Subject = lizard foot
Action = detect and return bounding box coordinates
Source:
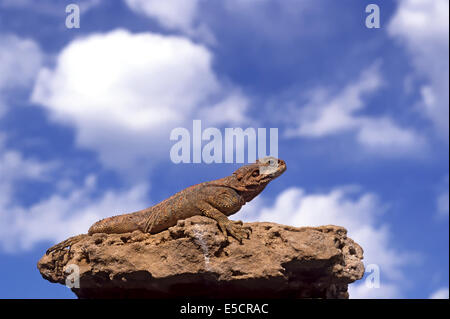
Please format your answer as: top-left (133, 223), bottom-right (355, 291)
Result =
top-left (232, 220), bottom-right (252, 233)
top-left (217, 219), bottom-right (251, 244)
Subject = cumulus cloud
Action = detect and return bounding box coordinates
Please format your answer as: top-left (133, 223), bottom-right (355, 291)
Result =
top-left (234, 186), bottom-right (414, 298)
top-left (285, 64), bottom-right (424, 154)
top-left (389, 0), bottom-right (449, 138)
top-left (31, 29), bottom-right (249, 174)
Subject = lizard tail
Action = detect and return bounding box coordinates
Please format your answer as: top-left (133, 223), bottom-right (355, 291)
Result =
top-left (46, 234), bottom-right (87, 255)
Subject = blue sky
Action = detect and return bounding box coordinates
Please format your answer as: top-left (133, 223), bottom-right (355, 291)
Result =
top-left (0, 0), bottom-right (448, 299)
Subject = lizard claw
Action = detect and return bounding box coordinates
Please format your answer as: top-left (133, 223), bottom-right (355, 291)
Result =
top-left (233, 220), bottom-right (252, 238)
top-left (218, 220), bottom-right (251, 243)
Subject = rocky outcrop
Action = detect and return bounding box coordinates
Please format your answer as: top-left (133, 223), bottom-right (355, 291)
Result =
top-left (37, 216), bottom-right (364, 298)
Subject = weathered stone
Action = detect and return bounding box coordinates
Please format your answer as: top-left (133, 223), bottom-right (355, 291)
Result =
top-left (37, 216), bottom-right (364, 298)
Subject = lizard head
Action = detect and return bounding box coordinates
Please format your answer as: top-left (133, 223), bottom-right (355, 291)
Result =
top-left (231, 156), bottom-right (286, 202)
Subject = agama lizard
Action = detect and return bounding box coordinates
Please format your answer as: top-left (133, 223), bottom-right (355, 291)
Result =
top-left (46, 157), bottom-right (286, 255)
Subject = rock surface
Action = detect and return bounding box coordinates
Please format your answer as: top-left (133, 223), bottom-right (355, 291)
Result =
top-left (37, 216), bottom-right (364, 298)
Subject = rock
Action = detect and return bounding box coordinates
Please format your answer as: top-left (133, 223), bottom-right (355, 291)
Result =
top-left (37, 216), bottom-right (364, 299)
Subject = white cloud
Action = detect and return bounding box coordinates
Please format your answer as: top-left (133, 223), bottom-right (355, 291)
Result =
top-left (0, 116), bottom-right (148, 252)
top-left (0, 133), bottom-right (53, 185)
top-left (124, 0), bottom-right (214, 43)
top-left (200, 91), bottom-right (250, 125)
top-left (234, 186), bottom-right (414, 298)
top-left (123, 0), bottom-right (312, 44)
top-left (429, 287), bottom-right (449, 299)
top-left (288, 64), bottom-right (382, 137)
top-left (0, 105), bottom-right (147, 252)
top-left (0, 146), bottom-right (54, 209)
top-left (125, 0), bottom-right (199, 31)
top-left (389, 0), bottom-right (449, 138)
top-left (0, 142), bottom-right (63, 252)
top-left (0, 34), bottom-right (43, 118)
top-left (356, 117), bottom-right (423, 152)
top-left (0, 149), bottom-right (53, 183)
top-left (0, 34), bottom-right (43, 91)
top-left (285, 64), bottom-right (424, 154)
top-left (31, 29), bottom-right (248, 174)
top-left (0, 168), bottom-right (149, 252)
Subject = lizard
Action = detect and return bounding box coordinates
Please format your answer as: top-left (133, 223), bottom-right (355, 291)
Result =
top-left (46, 157), bottom-right (286, 255)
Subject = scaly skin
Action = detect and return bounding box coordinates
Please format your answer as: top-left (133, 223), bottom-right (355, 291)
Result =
top-left (46, 157), bottom-right (286, 255)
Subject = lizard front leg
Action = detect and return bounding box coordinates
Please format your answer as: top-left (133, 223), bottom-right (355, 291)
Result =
top-left (197, 201), bottom-right (250, 243)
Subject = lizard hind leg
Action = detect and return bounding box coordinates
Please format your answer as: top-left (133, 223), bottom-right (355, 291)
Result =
top-left (46, 234), bottom-right (87, 255)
